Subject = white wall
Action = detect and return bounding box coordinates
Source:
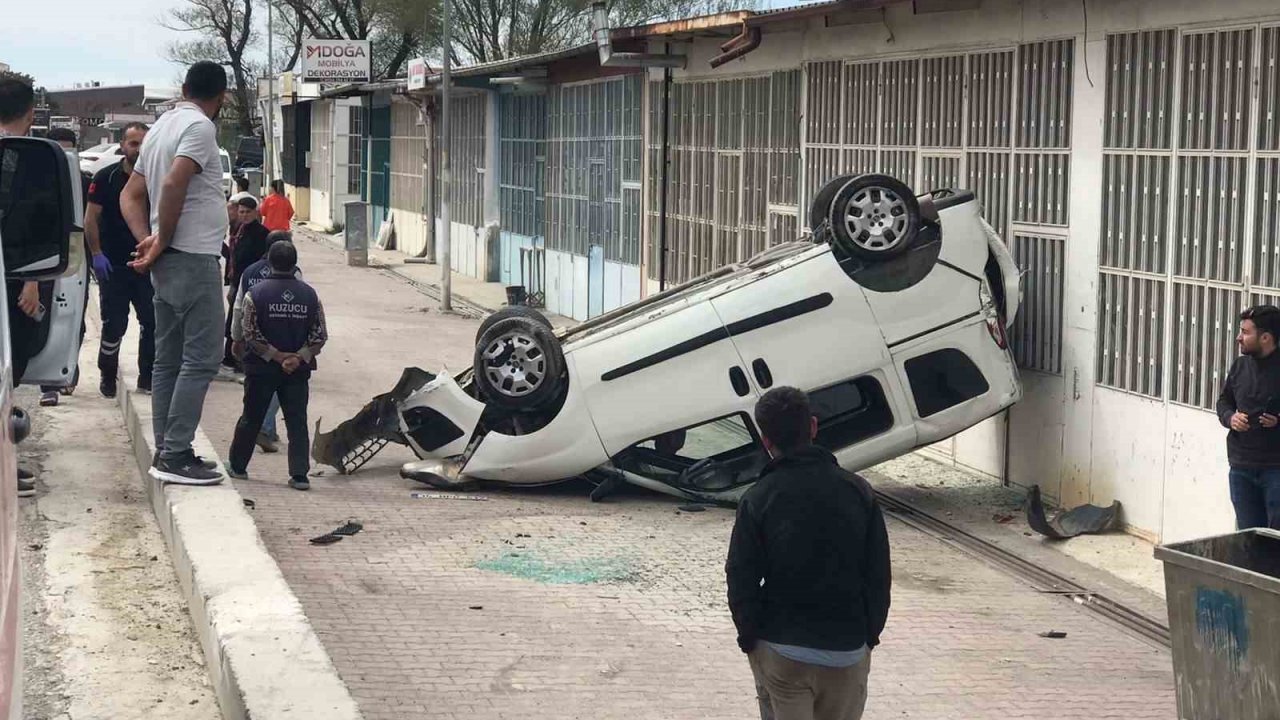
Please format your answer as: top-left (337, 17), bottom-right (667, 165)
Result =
top-left (660, 0), bottom-right (1280, 542)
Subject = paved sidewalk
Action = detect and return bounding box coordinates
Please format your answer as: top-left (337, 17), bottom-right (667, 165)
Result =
top-left (122, 231), bottom-right (1176, 719)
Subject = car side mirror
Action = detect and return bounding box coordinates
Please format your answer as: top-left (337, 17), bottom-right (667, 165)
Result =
top-left (0, 136), bottom-right (74, 281)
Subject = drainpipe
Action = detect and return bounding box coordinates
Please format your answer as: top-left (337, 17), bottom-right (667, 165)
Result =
top-left (592, 2), bottom-right (685, 68)
top-left (709, 21), bottom-right (761, 68)
top-left (659, 49), bottom-right (671, 292)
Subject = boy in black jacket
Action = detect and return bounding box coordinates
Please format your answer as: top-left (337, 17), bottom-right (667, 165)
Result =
top-left (726, 386), bottom-right (891, 720)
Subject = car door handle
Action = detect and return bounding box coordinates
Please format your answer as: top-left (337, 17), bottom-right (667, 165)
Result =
top-left (752, 359), bottom-right (773, 389)
top-left (729, 367), bottom-right (750, 397)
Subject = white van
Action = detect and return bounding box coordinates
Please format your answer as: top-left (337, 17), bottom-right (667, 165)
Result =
top-left (316, 174), bottom-right (1023, 504)
top-left (0, 135), bottom-right (89, 718)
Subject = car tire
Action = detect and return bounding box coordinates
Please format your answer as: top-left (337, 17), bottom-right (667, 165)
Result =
top-left (827, 174), bottom-right (921, 262)
top-left (473, 316), bottom-right (565, 410)
top-left (807, 174), bottom-right (857, 235)
top-left (475, 305), bottom-right (553, 343)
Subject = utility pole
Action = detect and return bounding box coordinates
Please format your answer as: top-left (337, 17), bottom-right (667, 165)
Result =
top-left (440, 0), bottom-right (453, 312)
top-left (266, 0), bottom-right (276, 185)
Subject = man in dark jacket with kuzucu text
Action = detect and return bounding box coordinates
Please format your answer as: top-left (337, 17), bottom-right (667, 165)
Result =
top-left (726, 386), bottom-right (891, 720)
top-left (225, 240), bottom-right (327, 491)
top-left (1216, 304), bottom-right (1280, 530)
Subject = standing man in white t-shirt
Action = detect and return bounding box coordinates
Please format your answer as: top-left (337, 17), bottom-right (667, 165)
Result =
top-left (120, 61), bottom-right (229, 486)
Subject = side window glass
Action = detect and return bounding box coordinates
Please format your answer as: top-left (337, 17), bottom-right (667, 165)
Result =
top-left (620, 413), bottom-right (766, 492)
top-left (811, 377), bottom-right (894, 449)
top-left (904, 348), bottom-right (990, 418)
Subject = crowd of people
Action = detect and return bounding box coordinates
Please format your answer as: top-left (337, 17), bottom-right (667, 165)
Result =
top-left (0, 61), bottom-right (323, 495)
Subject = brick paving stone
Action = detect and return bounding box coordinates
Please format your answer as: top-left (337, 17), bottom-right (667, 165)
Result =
top-left (185, 234), bottom-right (1177, 720)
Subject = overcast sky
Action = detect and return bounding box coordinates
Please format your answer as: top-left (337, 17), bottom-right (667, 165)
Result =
top-left (1, 0), bottom-right (201, 90)
top-left (2, 0), bottom-right (816, 90)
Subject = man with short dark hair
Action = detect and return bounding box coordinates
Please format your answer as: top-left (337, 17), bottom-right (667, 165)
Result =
top-left (727, 386), bottom-right (891, 720)
top-left (222, 195), bottom-right (269, 371)
top-left (120, 60), bottom-right (229, 486)
top-left (87, 121), bottom-right (152, 399)
top-left (0, 74), bottom-right (41, 498)
top-left (226, 240), bottom-right (327, 491)
top-left (1217, 305), bottom-right (1280, 529)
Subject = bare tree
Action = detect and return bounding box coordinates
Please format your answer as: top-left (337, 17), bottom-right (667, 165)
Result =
top-left (164, 0), bottom-right (257, 137)
top-left (269, 0), bottom-right (307, 72)
top-left (447, 0), bottom-right (744, 65)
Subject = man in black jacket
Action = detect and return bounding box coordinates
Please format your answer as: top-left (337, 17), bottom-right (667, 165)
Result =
top-left (221, 196), bottom-right (269, 371)
top-left (1216, 304), bottom-right (1280, 530)
top-left (726, 386), bottom-right (891, 720)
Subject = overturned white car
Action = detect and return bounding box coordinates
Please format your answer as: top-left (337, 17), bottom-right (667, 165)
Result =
top-left (313, 174), bottom-right (1023, 504)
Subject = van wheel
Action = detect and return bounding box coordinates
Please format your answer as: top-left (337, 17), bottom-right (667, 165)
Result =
top-left (476, 306), bottom-right (553, 343)
top-left (474, 316), bottom-right (565, 410)
top-left (808, 174), bottom-right (857, 236)
top-left (828, 174), bottom-right (921, 262)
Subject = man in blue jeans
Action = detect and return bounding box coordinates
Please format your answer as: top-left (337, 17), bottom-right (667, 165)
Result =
top-left (120, 61), bottom-right (229, 486)
top-left (1217, 304), bottom-right (1280, 530)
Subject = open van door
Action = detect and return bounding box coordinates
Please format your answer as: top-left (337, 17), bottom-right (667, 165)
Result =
top-left (0, 135), bottom-right (82, 720)
top-left (0, 137), bottom-right (88, 387)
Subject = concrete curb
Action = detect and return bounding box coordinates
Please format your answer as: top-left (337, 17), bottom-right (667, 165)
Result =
top-left (118, 382), bottom-right (363, 720)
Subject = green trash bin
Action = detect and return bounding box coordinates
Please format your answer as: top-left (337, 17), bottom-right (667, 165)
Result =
top-left (1154, 529), bottom-right (1280, 720)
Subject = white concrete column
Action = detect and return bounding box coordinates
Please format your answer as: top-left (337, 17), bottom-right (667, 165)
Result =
top-left (1059, 26), bottom-right (1108, 508)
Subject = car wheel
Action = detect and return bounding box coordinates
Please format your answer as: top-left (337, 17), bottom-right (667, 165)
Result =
top-left (473, 316), bottom-right (565, 410)
top-left (475, 305), bottom-right (553, 343)
top-left (807, 174), bottom-right (857, 235)
top-left (828, 174), bottom-right (921, 262)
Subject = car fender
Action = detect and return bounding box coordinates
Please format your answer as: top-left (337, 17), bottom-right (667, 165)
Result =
top-left (398, 372), bottom-right (485, 459)
top-left (461, 354), bottom-right (610, 483)
top-left (981, 216), bottom-right (1021, 327)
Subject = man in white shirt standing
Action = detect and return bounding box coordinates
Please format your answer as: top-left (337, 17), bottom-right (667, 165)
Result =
top-left (121, 61), bottom-right (229, 485)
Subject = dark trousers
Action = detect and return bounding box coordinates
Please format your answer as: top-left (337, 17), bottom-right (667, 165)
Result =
top-left (223, 287), bottom-right (237, 367)
top-left (96, 268), bottom-right (155, 385)
top-left (1229, 467), bottom-right (1280, 530)
top-left (228, 366), bottom-right (311, 478)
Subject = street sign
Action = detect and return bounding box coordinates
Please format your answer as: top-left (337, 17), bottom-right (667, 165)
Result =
top-left (407, 58), bottom-right (430, 91)
top-left (300, 39), bottom-right (372, 83)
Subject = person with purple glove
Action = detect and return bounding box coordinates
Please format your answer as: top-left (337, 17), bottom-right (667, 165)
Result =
top-left (85, 122), bottom-right (154, 398)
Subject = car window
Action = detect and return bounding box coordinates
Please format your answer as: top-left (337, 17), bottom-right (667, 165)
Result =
top-left (811, 376), bottom-right (895, 448)
top-left (220, 154), bottom-right (231, 173)
top-left (622, 413), bottom-right (766, 493)
top-left (904, 348), bottom-right (990, 418)
top-left (635, 414), bottom-right (757, 461)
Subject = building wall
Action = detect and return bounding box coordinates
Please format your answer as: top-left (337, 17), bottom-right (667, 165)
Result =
top-left (656, 0), bottom-right (1280, 542)
top-left (543, 74), bottom-right (645, 320)
top-left (498, 93), bottom-right (547, 297)
top-left (390, 98), bottom-right (430, 256)
top-left (310, 99), bottom-right (334, 229)
top-left (433, 93), bottom-right (491, 275)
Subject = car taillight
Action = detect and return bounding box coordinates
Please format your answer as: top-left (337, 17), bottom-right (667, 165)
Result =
top-left (986, 315), bottom-right (1008, 350)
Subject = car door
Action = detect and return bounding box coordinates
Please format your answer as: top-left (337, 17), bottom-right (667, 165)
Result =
top-left (20, 147), bottom-right (87, 388)
top-left (707, 248), bottom-right (919, 458)
top-left (571, 300), bottom-right (761, 458)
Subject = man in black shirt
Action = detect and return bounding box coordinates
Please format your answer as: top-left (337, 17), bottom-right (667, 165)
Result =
top-left (1216, 304), bottom-right (1280, 530)
top-left (221, 196), bottom-right (269, 371)
top-left (87, 122), bottom-right (151, 398)
top-left (726, 387), bottom-right (891, 720)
